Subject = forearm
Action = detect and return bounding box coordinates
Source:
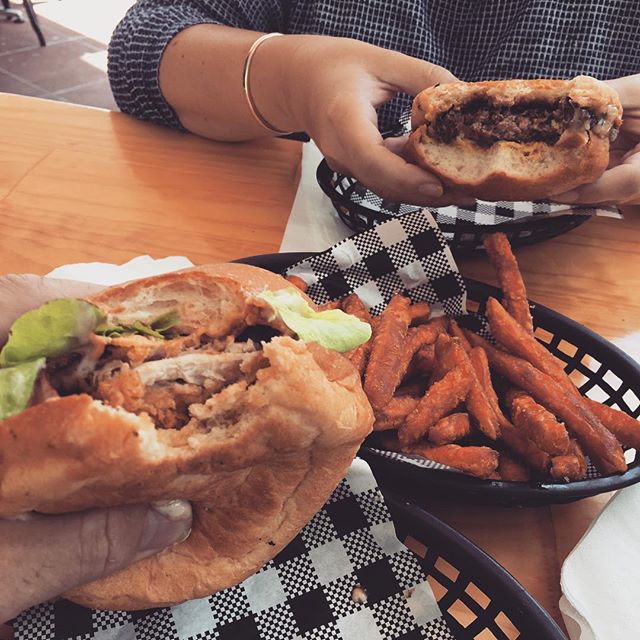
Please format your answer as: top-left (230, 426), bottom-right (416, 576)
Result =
top-left (158, 25), bottom-right (294, 140)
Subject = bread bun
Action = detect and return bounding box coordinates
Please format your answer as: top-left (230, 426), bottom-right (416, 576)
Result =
top-left (0, 264), bottom-right (373, 609)
top-left (407, 76), bottom-right (622, 201)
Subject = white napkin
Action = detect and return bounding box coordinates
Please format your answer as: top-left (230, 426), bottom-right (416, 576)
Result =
top-left (560, 483), bottom-right (640, 639)
top-left (46, 255), bottom-right (194, 285)
top-left (279, 142), bottom-right (351, 253)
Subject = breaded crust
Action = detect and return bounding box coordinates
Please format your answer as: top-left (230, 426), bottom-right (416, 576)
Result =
top-left (407, 76), bottom-right (622, 201)
top-left (0, 265), bottom-right (374, 610)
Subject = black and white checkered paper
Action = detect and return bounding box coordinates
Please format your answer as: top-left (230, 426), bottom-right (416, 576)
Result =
top-left (14, 460), bottom-right (456, 640)
top-left (285, 209), bottom-right (466, 318)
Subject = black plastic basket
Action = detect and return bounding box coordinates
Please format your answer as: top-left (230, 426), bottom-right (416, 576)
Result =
top-left (237, 252), bottom-right (640, 507)
top-left (316, 158), bottom-right (590, 254)
top-left (386, 492), bottom-right (567, 639)
top-left (22, 491), bottom-right (566, 640)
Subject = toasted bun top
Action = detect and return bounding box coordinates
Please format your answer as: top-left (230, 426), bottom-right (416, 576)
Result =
top-left (0, 264), bottom-right (374, 610)
top-left (411, 76), bottom-right (623, 130)
top-left (87, 262), bottom-right (313, 336)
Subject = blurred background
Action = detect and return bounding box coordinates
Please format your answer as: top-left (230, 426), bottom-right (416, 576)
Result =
top-left (0, 0), bottom-right (134, 109)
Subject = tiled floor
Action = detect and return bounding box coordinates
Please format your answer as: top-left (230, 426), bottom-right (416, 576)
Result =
top-left (0, 0), bottom-right (134, 109)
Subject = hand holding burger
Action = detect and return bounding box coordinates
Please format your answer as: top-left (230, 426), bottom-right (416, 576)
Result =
top-left (0, 266), bottom-right (373, 612)
top-left (552, 73), bottom-right (640, 206)
top-left (0, 276), bottom-right (193, 623)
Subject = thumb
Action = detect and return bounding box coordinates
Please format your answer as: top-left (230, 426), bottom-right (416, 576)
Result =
top-left (0, 274), bottom-right (105, 341)
top-left (377, 50), bottom-right (457, 98)
top-left (0, 501), bottom-right (192, 622)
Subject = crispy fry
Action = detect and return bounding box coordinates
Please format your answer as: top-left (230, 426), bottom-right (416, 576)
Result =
top-left (433, 335), bottom-right (500, 440)
top-left (483, 232), bottom-right (533, 333)
top-left (342, 294), bottom-right (374, 376)
top-left (364, 295), bottom-right (412, 411)
top-left (499, 421), bottom-right (551, 474)
top-left (409, 302), bottom-right (431, 325)
top-left (347, 343), bottom-right (370, 377)
top-left (396, 380), bottom-right (428, 397)
top-left (469, 346), bottom-right (510, 428)
top-left (550, 440), bottom-right (588, 481)
top-left (374, 396), bottom-right (419, 431)
top-left (469, 335), bottom-right (551, 474)
top-left (449, 319), bottom-right (472, 352)
top-left (411, 344), bottom-right (436, 376)
top-left (584, 398), bottom-right (640, 450)
top-left (408, 443), bottom-right (499, 479)
top-left (342, 294), bottom-right (373, 323)
top-left (400, 365), bottom-right (473, 446)
top-left (485, 297), bottom-right (626, 470)
top-left (397, 323), bottom-right (445, 384)
top-left (497, 454), bottom-right (531, 482)
top-left (550, 456), bottom-right (583, 481)
top-left (431, 334), bottom-right (463, 380)
top-left (486, 297), bottom-right (565, 381)
top-left (428, 413), bottom-right (471, 445)
top-left (464, 330), bottom-right (627, 474)
top-left (411, 316), bottom-right (448, 344)
top-left (568, 438), bottom-right (588, 477)
top-left (285, 274), bottom-right (308, 293)
top-left (507, 388), bottom-right (571, 456)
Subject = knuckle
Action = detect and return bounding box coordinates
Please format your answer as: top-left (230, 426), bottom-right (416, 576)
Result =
top-left (363, 180), bottom-right (396, 202)
top-left (78, 510), bottom-right (112, 575)
top-left (326, 158), bottom-right (350, 176)
top-left (324, 95), bottom-right (349, 129)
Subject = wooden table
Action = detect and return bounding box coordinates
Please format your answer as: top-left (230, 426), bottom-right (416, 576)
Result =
top-left (2, 92), bottom-right (639, 635)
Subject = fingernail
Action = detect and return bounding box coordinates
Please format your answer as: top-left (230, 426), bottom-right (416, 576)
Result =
top-left (418, 183), bottom-right (444, 198)
top-left (151, 499), bottom-right (193, 521)
top-left (136, 500), bottom-right (192, 558)
top-left (553, 190), bottom-right (579, 203)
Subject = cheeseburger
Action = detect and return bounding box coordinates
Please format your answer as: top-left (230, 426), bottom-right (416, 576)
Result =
top-left (0, 264), bottom-right (374, 610)
top-left (407, 76), bottom-right (622, 201)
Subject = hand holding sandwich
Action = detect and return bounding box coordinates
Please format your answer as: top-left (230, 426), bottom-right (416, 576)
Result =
top-left (0, 266), bottom-right (373, 611)
top-left (0, 276), bottom-right (192, 623)
top-left (160, 29), bottom-right (472, 206)
top-left (553, 73), bottom-right (640, 206)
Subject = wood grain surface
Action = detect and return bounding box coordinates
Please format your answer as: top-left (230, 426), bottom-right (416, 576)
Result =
top-left (0, 93), bottom-right (301, 274)
top-left (2, 93), bottom-right (639, 636)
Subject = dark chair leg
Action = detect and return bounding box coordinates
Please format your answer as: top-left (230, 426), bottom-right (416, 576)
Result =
top-left (22, 0), bottom-right (46, 46)
top-left (1, 0), bottom-right (10, 10)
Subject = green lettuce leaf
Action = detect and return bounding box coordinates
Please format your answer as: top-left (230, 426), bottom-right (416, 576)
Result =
top-left (258, 289), bottom-right (371, 353)
top-left (150, 310), bottom-right (180, 332)
top-left (0, 358), bottom-right (45, 420)
top-left (95, 310), bottom-right (180, 340)
top-left (0, 299), bottom-right (104, 368)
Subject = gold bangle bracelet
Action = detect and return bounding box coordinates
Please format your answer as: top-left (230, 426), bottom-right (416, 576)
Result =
top-left (242, 32), bottom-right (292, 135)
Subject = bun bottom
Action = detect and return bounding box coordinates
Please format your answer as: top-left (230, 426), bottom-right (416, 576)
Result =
top-left (407, 128), bottom-right (610, 202)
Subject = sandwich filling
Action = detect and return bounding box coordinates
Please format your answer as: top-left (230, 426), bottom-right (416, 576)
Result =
top-left (429, 97), bottom-right (619, 147)
top-left (0, 288), bottom-right (372, 430)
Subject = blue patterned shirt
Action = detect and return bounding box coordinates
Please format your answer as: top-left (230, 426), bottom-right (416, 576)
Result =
top-left (108, 0), bottom-right (640, 132)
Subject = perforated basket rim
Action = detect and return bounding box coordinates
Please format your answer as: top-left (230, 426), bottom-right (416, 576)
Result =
top-left (385, 491), bottom-right (567, 639)
top-left (315, 158), bottom-right (591, 246)
top-left (235, 252), bottom-right (640, 506)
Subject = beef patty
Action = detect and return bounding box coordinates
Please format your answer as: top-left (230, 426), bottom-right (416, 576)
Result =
top-left (429, 98), bottom-right (601, 147)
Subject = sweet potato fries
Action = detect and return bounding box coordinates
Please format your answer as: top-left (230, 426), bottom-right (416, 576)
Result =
top-left (287, 232), bottom-right (639, 482)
